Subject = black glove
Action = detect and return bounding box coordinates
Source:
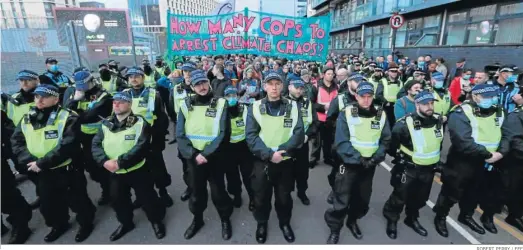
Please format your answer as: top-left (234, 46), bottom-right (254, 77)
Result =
top-left (433, 161), bottom-right (445, 174)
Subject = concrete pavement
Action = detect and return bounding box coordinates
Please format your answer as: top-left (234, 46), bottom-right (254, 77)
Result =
top-left (3, 134), bottom-right (523, 244)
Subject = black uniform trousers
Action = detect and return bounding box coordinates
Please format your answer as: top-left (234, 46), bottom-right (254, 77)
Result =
top-left (500, 161), bottom-right (523, 218)
top-left (478, 168), bottom-right (504, 216)
top-left (2, 158), bottom-right (32, 228)
top-left (251, 159), bottom-right (294, 225)
top-left (80, 133), bottom-right (110, 196)
top-left (224, 140), bottom-right (254, 198)
top-left (178, 150), bottom-right (190, 191)
top-left (187, 159), bottom-right (233, 220)
top-left (383, 163), bottom-right (435, 222)
top-left (109, 165), bottom-right (165, 225)
top-left (293, 143), bottom-right (310, 193)
top-left (147, 150), bottom-right (172, 190)
top-left (12, 158), bottom-right (40, 197)
top-left (39, 165), bottom-right (96, 228)
top-left (324, 164), bottom-right (377, 232)
top-left (311, 122), bottom-right (333, 163)
top-left (433, 162), bottom-right (484, 217)
top-left (384, 103), bottom-right (396, 130)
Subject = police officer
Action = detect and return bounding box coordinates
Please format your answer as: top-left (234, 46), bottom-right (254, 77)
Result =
top-left (1, 110), bottom-right (32, 244)
top-left (1, 70), bottom-right (40, 208)
top-left (169, 61), bottom-right (198, 202)
top-left (99, 62), bottom-right (127, 94)
top-left (11, 84), bottom-right (96, 242)
top-left (433, 84), bottom-right (504, 237)
top-left (376, 63), bottom-right (402, 129)
top-left (123, 67), bottom-right (173, 207)
top-left (288, 76), bottom-right (319, 206)
top-left (383, 90), bottom-right (444, 239)
top-left (91, 91), bottom-right (166, 241)
top-left (497, 92), bottom-right (523, 232)
top-left (64, 70), bottom-right (114, 206)
top-left (246, 71), bottom-right (305, 243)
top-left (222, 85), bottom-right (255, 210)
top-left (325, 82), bottom-right (391, 244)
top-left (494, 65), bottom-right (521, 114)
top-left (40, 57), bottom-right (72, 102)
top-left (431, 72), bottom-right (453, 123)
top-left (367, 65), bottom-right (384, 90)
top-left (155, 56), bottom-right (172, 77)
top-left (176, 69), bottom-right (233, 240)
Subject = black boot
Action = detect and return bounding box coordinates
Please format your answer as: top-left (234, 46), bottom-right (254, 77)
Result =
top-left (168, 138), bottom-right (177, 144)
top-left (44, 224), bottom-right (70, 242)
top-left (221, 219), bottom-right (232, 240)
top-left (280, 224), bottom-right (295, 243)
top-left (434, 216), bottom-right (448, 237)
top-left (458, 214), bottom-right (485, 234)
top-left (29, 197), bottom-right (40, 210)
top-left (2, 223), bottom-right (9, 236)
top-left (327, 192), bottom-right (334, 204)
top-left (97, 193), bottom-right (111, 206)
top-left (326, 230), bottom-right (340, 244)
top-left (480, 214), bottom-right (497, 234)
top-left (232, 195), bottom-right (242, 208)
top-left (75, 224), bottom-right (94, 242)
top-left (255, 223), bottom-right (268, 244)
top-left (386, 220), bottom-right (397, 239)
top-left (309, 161), bottom-right (317, 169)
top-left (404, 217), bottom-right (428, 237)
top-left (184, 217), bottom-right (204, 240)
top-left (158, 188), bottom-right (174, 208)
top-left (8, 226), bottom-right (31, 244)
top-left (110, 223), bottom-right (135, 241)
top-left (346, 219), bottom-right (363, 239)
top-left (297, 192), bottom-right (310, 206)
top-left (132, 199), bottom-right (142, 210)
top-left (152, 222), bottom-right (166, 239)
top-left (505, 216), bottom-right (523, 233)
top-left (248, 198), bottom-right (255, 212)
top-left (180, 188), bottom-right (192, 202)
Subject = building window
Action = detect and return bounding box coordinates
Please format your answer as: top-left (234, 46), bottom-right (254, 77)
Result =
top-left (444, 2), bottom-right (523, 45)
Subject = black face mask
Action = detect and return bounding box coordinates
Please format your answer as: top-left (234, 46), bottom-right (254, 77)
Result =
top-left (143, 65), bottom-right (152, 75)
top-left (100, 69), bottom-right (112, 81)
top-left (156, 61), bottom-right (163, 67)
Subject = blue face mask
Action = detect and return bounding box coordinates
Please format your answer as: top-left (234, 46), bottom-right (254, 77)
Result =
top-left (463, 75), bottom-right (471, 80)
top-left (227, 97), bottom-right (238, 106)
top-left (491, 96), bottom-right (499, 105)
top-left (418, 61), bottom-right (425, 68)
top-left (478, 98), bottom-right (494, 109)
top-left (50, 64), bottom-right (59, 73)
top-left (507, 75), bottom-right (518, 83)
top-left (434, 81), bottom-right (444, 89)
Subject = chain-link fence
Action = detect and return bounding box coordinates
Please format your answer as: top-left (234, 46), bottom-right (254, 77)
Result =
top-left (1, 3), bottom-right (166, 94)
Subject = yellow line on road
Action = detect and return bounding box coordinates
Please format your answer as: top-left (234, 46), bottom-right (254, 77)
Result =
top-left (432, 175), bottom-right (523, 243)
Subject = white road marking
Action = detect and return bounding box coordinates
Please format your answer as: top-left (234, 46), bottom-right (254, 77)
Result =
top-left (379, 162), bottom-right (482, 245)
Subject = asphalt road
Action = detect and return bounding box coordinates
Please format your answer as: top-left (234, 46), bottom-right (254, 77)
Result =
top-left (3, 132), bottom-right (523, 245)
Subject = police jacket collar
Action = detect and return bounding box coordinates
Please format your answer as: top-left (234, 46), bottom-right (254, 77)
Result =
top-left (107, 112), bottom-right (139, 131)
top-left (29, 105), bottom-right (61, 127)
top-left (411, 112), bottom-right (439, 128)
top-left (17, 88), bottom-right (36, 103)
top-left (354, 103), bottom-right (377, 118)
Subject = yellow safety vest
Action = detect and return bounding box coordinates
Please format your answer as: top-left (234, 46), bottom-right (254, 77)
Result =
top-left (252, 99), bottom-right (299, 161)
top-left (125, 88), bottom-right (157, 125)
top-left (301, 98), bottom-right (313, 132)
top-left (230, 105), bottom-right (248, 143)
top-left (101, 116), bottom-right (146, 174)
top-left (102, 77), bottom-right (118, 94)
top-left (173, 85), bottom-right (189, 118)
top-left (155, 67), bottom-right (166, 77)
top-left (4, 93), bottom-right (35, 126)
top-left (180, 97), bottom-right (226, 151)
top-left (345, 104), bottom-right (386, 157)
top-left (462, 104), bottom-right (503, 153)
top-left (382, 78), bottom-right (403, 103)
top-left (144, 74), bottom-right (156, 88)
top-left (399, 115), bottom-right (443, 165)
top-left (77, 92), bottom-right (108, 135)
top-left (433, 91), bottom-right (452, 116)
top-left (20, 109), bottom-right (72, 169)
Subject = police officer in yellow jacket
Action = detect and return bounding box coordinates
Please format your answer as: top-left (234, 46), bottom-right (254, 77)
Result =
top-left (383, 90), bottom-right (444, 239)
top-left (123, 67), bottom-right (173, 207)
top-left (246, 71), bottom-right (305, 244)
top-left (11, 84), bottom-right (96, 243)
top-left (375, 63), bottom-right (402, 128)
top-left (168, 61), bottom-right (197, 202)
top-left (222, 85), bottom-right (255, 210)
top-left (1, 70), bottom-right (40, 208)
top-left (64, 70), bottom-right (114, 206)
top-left (325, 82), bottom-right (391, 244)
top-left (287, 76), bottom-right (319, 205)
top-left (433, 84), bottom-right (504, 237)
top-left (176, 69), bottom-right (233, 241)
top-left (1, 110), bottom-right (32, 244)
top-left (91, 91), bottom-right (166, 241)
top-left (99, 62), bottom-right (127, 94)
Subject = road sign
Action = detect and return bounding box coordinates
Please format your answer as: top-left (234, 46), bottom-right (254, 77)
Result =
top-left (390, 14), bottom-right (405, 29)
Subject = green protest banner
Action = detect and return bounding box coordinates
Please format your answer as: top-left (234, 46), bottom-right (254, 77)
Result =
top-left (166, 8), bottom-right (331, 62)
